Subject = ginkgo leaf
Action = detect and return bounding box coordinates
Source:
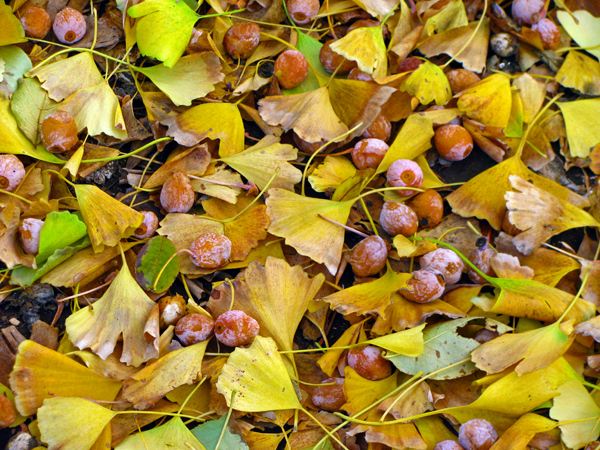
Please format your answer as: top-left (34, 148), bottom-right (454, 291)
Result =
top-left (143, 145), bottom-right (211, 189)
top-left (344, 367), bottom-right (398, 417)
top-left (0, 46), bottom-right (32, 95)
top-left (318, 321), bottom-right (364, 376)
top-left (367, 323), bottom-right (425, 356)
top-left (557, 98), bottom-right (600, 158)
top-left (471, 319), bottom-right (575, 376)
top-left (400, 61), bottom-right (452, 106)
top-left (550, 380), bottom-right (600, 449)
top-left (65, 259), bottom-right (159, 367)
top-left (513, 73), bottom-right (546, 124)
top-left (216, 336), bottom-right (302, 412)
top-left (192, 415), bottom-right (249, 450)
top-left (490, 253), bottom-right (534, 280)
top-left (555, 51), bottom-right (600, 96)
top-left (38, 397), bottom-right (117, 450)
top-left (308, 156), bottom-right (357, 192)
top-left (122, 341), bottom-right (208, 410)
top-left (487, 413), bottom-right (557, 450)
top-left (266, 188), bottom-right (354, 275)
top-left (11, 77), bottom-right (56, 145)
top-left (330, 26), bottom-right (387, 78)
top-left (378, 114), bottom-right (434, 173)
top-left (284, 32), bottom-right (328, 94)
top-left (457, 74), bottom-right (512, 128)
top-left (352, 0), bottom-right (397, 19)
top-left (323, 269), bottom-right (411, 318)
top-left (74, 184), bottom-right (143, 252)
top-left (69, 349), bottom-right (138, 381)
top-left (418, 19), bottom-right (490, 73)
top-left (557, 10), bottom-right (600, 60)
top-left (128, 0), bottom-right (200, 68)
top-left (136, 53), bottom-right (224, 106)
top-left (0, 5), bottom-right (25, 46)
top-left (163, 102), bottom-right (245, 157)
top-left (116, 417), bottom-right (206, 450)
top-left (9, 340), bottom-right (122, 416)
top-left (521, 248), bottom-right (580, 287)
top-left (208, 257), bottom-right (323, 353)
top-left (446, 154), bottom-right (590, 230)
top-left (219, 135), bottom-right (303, 190)
top-left (505, 175), bottom-right (600, 255)
top-left (421, 0), bottom-right (468, 37)
top-left (190, 166), bottom-right (242, 203)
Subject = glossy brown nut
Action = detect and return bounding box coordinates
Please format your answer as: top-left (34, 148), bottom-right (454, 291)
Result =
top-left (400, 269), bottom-right (445, 303)
top-left (434, 124), bottom-right (473, 162)
top-left (223, 23), bottom-right (260, 60)
top-left (446, 69), bottom-right (480, 95)
top-left (274, 50), bottom-right (309, 89)
top-left (379, 201), bottom-right (418, 237)
top-left (160, 172), bottom-right (195, 213)
top-left (348, 67), bottom-right (374, 81)
top-left (362, 114), bottom-right (391, 142)
top-left (347, 345), bottom-right (392, 381)
top-left (351, 138), bottom-right (389, 170)
top-left (473, 328), bottom-right (499, 344)
top-left (175, 313), bottom-right (215, 346)
top-left (41, 110), bottom-right (79, 153)
top-left (347, 235), bottom-right (388, 277)
top-left (468, 246), bottom-right (496, 284)
top-left (293, 132), bottom-right (338, 154)
top-left (398, 57), bottom-right (424, 73)
top-left (20, 6), bottom-right (51, 39)
top-left (458, 419), bottom-right (498, 450)
top-left (311, 378), bottom-right (346, 411)
top-left (420, 249), bottom-right (464, 285)
top-left (214, 310), bottom-right (260, 347)
top-left (347, 19), bottom-right (381, 33)
top-left (406, 189), bottom-right (444, 228)
top-left (501, 210), bottom-right (521, 235)
top-left (189, 233), bottom-right (232, 269)
top-left (319, 39), bottom-right (357, 74)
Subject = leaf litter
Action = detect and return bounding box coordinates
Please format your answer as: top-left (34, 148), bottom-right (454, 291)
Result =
top-left (1, 0), bottom-right (600, 449)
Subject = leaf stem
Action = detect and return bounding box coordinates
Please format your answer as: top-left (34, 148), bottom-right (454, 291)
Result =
top-left (440, 0), bottom-right (488, 69)
top-left (221, 168), bottom-right (280, 224)
top-left (351, 186), bottom-right (425, 203)
top-left (215, 391), bottom-right (237, 450)
top-left (80, 137), bottom-right (173, 163)
top-left (0, 189), bottom-right (33, 205)
top-left (151, 249), bottom-right (186, 293)
top-left (556, 264), bottom-right (591, 324)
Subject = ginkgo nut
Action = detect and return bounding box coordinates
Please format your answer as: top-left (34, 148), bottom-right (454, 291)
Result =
top-left (214, 310), bottom-right (260, 347)
top-left (19, 218), bottom-right (44, 255)
top-left (175, 313), bottom-right (215, 346)
top-left (347, 345), bottom-right (392, 381)
top-left (458, 419), bottom-right (498, 450)
top-left (189, 233), bottom-right (232, 269)
top-left (53, 7), bottom-right (86, 44)
top-left (0, 154), bottom-right (26, 192)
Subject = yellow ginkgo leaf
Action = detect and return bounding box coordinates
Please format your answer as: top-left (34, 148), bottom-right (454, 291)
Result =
top-left (266, 188), bottom-right (354, 275)
top-left (122, 341), bottom-right (208, 410)
top-left (163, 102), bottom-right (245, 157)
top-left (116, 417), bottom-right (205, 450)
top-left (521, 248), bottom-right (580, 287)
top-left (505, 175), bottom-right (600, 255)
top-left (308, 156), bottom-right (357, 193)
top-left (352, 0), bottom-right (396, 19)
top-left (143, 145), bottom-right (211, 189)
top-left (557, 98), bottom-right (600, 158)
top-left (550, 380), bottom-right (600, 449)
top-left (208, 257), bottom-right (324, 353)
top-left (421, 0), bottom-right (468, 37)
top-left (191, 166), bottom-right (242, 204)
top-left (557, 9), bottom-right (600, 60)
top-left (400, 61), bottom-right (452, 106)
top-left (0, 4), bottom-right (26, 46)
top-left (323, 269), bottom-right (411, 318)
top-left (487, 413), bottom-right (557, 450)
top-left (330, 26), bottom-right (387, 78)
top-left (513, 73), bottom-right (546, 124)
top-left (490, 253), bottom-right (534, 280)
top-left (343, 366), bottom-right (397, 416)
top-left (471, 319), bottom-right (575, 375)
top-left (318, 321), bottom-right (364, 376)
top-left (457, 73), bottom-right (512, 128)
top-left (9, 340), bottom-right (122, 416)
top-left (69, 349), bottom-right (138, 381)
top-left (219, 135), bottom-right (302, 190)
top-left (216, 336), bottom-right (302, 412)
top-left (418, 18), bottom-right (490, 73)
top-left (555, 51), bottom-right (600, 97)
top-left (136, 53), bottom-right (224, 106)
top-left (367, 323), bottom-right (425, 356)
top-left (74, 184), bottom-right (143, 253)
top-left (65, 259), bottom-right (159, 367)
top-left (38, 397), bottom-right (117, 450)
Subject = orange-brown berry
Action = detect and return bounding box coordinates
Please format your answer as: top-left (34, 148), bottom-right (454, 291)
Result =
top-left (446, 69), bottom-right (480, 95)
top-left (347, 235), bottom-right (388, 277)
top-left (347, 345), bottom-right (392, 381)
top-left (434, 124), bottom-right (473, 162)
top-left (311, 378), bottom-right (346, 411)
top-left (352, 138), bottom-right (389, 170)
top-left (214, 310), bottom-right (260, 347)
top-left (189, 233), bottom-right (232, 269)
top-left (458, 419), bottom-right (498, 450)
top-left (386, 159), bottom-right (423, 196)
top-left (20, 6), bottom-right (51, 39)
top-left (19, 218), bottom-right (44, 255)
top-left (379, 201), bottom-right (418, 237)
top-left (41, 110), bottom-right (79, 153)
top-left (362, 114), bottom-right (391, 142)
top-left (406, 189), bottom-right (444, 228)
top-left (223, 23), bottom-right (260, 60)
top-left (158, 294), bottom-right (187, 328)
top-left (319, 39), bottom-right (357, 74)
top-left (275, 50), bottom-right (309, 89)
top-left (134, 211), bottom-right (159, 239)
top-left (420, 249), bottom-right (464, 285)
top-left (286, 0), bottom-right (320, 24)
top-left (400, 269), bottom-right (445, 303)
top-left (0, 154), bottom-right (26, 192)
top-left (160, 172), bottom-right (195, 213)
top-left (53, 7), bottom-right (87, 44)
top-left (468, 246), bottom-right (496, 284)
top-left (532, 18), bottom-right (561, 50)
top-left (175, 313), bottom-right (215, 346)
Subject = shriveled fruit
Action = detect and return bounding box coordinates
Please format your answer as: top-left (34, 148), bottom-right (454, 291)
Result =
top-left (406, 189), bottom-right (444, 228)
top-left (434, 124), bottom-right (473, 162)
top-left (446, 69), bottom-right (480, 94)
top-left (319, 39), bottom-right (357, 74)
top-left (0, 154), bottom-right (26, 192)
top-left (347, 235), bottom-right (388, 277)
top-left (398, 57), bottom-right (424, 73)
top-left (160, 171), bottom-right (195, 213)
top-left (286, 0), bottom-right (320, 25)
top-left (20, 6), bottom-right (51, 39)
top-left (434, 442), bottom-right (464, 450)
top-left (401, 269), bottom-right (445, 303)
top-left (458, 419), bottom-right (498, 450)
top-left (0, 394), bottom-right (16, 428)
top-left (352, 138), bottom-right (389, 170)
top-left (19, 218), bottom-right (44, 255)
top-left (311, 378), bottom-right (346, 411)
top-left (134, 211), bottom-right (159, 239)
top-left (468, 245), bottom-right (496, 284)
top-left (347, 345), bottom-right (392, 381)
top-left (223, 23), bottom-right (260, 60)
top-left (293, 132), bottom-right (338, 154)
top-left (189, 233), bottom-right (232, 269)
top-left (40, 110), bottom-right (79, 153)
top-left (158, 294), bottom-right (187, 329)
top-left (175, 313), bottom-right (215, 346)
top-left (386, 159), bottom-right (424, 196)
top-left (362, 114), bottom-right (391, 142)
top-left (53, 7), bottom-right (87, 44)
top-left (379, 201), bottom-right (418, 237)
top-left (214, 310), bottom-right (260, 347)
top-left (348, 67), bottom-right (374, 81)
top-left (274, 50), bottom-right (309, 89)
top-left (532, 18), bottom-right (561, 50)
top-left (420, 249), bottom-right (464, 285)
top-left (511, 0), bottom-right (545, 25)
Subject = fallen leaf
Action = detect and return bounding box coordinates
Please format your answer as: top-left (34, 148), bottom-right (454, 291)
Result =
top-left (400, 61), bottom-right (452, 106)
top-left (308, 155), bottom-right (357, 193)
top-left (330, 25), bottom-right (387, 78)
top-left (457, 73), bottom-right (512, 128)
top-left (10, 79), bottom-right (57, 145)
top-left (555, 51), bottom-right (600, 97)
top-left (143, 144), bottom-right (211, 189)
top-left (488, 413), bottom-right (557, 450)
top-left (557, 10), bottom-right (600, 60)
top-left (116, 417), bottom-right (206, 450)
top-left (557, 98), bottom-right (600, 158)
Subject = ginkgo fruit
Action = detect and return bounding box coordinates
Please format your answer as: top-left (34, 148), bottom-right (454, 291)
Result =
top-left (160, 171), bottom-right (195, 213)
top-left (347, 345), bottom-right (392, 381)
top-left (468, 245), bottom-right (496, 284)
top-left (0, 154), bottom-right (25, 191)
top-left (53, 7), bottom-right (86, 44)
top-left (406, 189), bottom-right (444, 228)
top-left (134, 211), bottom-right (159, 239)
top-left (386, 159), bottom-right (424, 196)
top-left (319, 39), bottom-right (357, 74)
top-left (158, 294), bottom-right (187, 328)
top-left (347, 235), bottom-right (388, 277)
top-left (189, 233), bottom-right (232, 269)
top-left (420, 249), bottom-right (464, 285)
top-left (223, 23), bottom-right (260, 60)
top-left (400, 269), bottom-right (445, 303)
top-left (311, 377), bottom-right (346, 411)
top-left (532, 18), bottom-right (561, 50)
top-left (352, 138), bottom-right (389, 169)
top-left (19, 218), bottom-right (43, 255)
top-left (175, 313), bottom-right (214, 346)
top-left (458, 419), bottom-right (498, 450)
top-left (20, 6), bottom-right (51, 39)
top-left (380, 201), bottom-right (419, 237)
